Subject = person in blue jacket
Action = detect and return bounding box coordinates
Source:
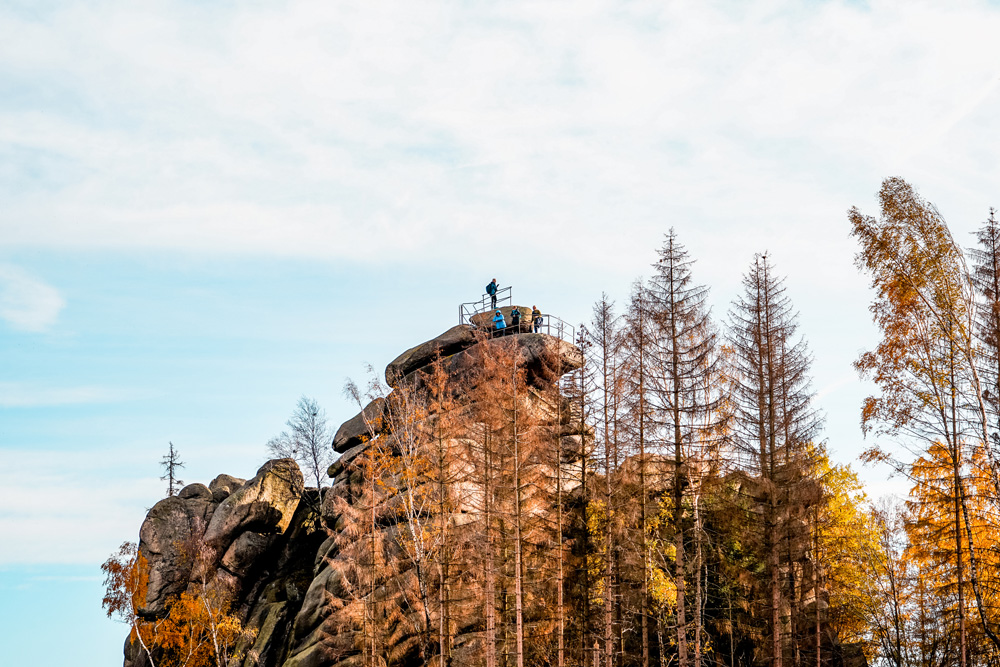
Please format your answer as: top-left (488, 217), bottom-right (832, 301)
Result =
top-left (492, 309), bottom-right (506, 335)
top-left (486, 279), bottom-right (499, 309)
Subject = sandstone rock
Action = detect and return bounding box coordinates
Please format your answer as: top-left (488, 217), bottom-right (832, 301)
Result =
top-left (201, 459), bottom-right (304, 555)
top-left (136, 495), bottom-right (214, 616)
top-left (210, 474), bottom-right (247, 502)
top-left (469, 304), bottom-right (534, 330)
top-left (437, 331), bottom-right (584, 393)
top-left (326, 441), bottom-right (366, 480)
top-left (178, 483), bottom-right (212, 501)
top-left (332, 396), bottom-right (386, 453)
top-left (221, 531), bottom-right (272, 578)
top-left (384, 324), bottom-right (479, 384)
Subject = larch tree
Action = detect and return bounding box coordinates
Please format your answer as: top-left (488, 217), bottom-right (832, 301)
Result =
top-left (588, 295), bottom-right (624, 667)
top-left (343, 376), bottom-right (398, 667)
top-left (850, 178), bottom-right (1000, 662)
top-left (621, 282), bottom-right (657, 667)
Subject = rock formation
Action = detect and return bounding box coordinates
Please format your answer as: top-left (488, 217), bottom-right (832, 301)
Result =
top-left (125, 324), bottom-right (583, 667)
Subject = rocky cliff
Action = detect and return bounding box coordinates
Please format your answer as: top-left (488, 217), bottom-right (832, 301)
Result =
top-left (125, 325), bottom-right (584, 667)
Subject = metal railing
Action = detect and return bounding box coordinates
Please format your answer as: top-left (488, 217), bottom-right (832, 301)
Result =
top-left (535, 313), bottom-right (575, 343)
top-left (459, 285), bottom-right (575, 345)
top-left (459, 286), bottom-right (512, 325)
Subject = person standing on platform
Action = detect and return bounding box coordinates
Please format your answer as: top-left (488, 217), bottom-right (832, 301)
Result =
top-left (532, 305), bottom-right (542, 333)
top-left (486, 279), bottom-right (498, 309)
top-left (510, 306), bottom-right (522, 332)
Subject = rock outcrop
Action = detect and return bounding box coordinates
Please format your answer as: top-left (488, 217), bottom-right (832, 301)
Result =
top-left (125, 325), bottom-right (584, 667)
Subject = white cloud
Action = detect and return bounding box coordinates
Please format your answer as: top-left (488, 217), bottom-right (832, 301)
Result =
top-left (0, 0), bottom-right (997, 284)
top-left (0, 264), bottom-right (65, 332)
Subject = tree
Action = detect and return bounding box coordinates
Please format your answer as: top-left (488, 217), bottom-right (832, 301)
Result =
top-left (102, 541), bottom-right (254, 667)
top-left (588, 295), bottom-right (623, 667)
top-left (267, 396), bottom-right (334, 491)
top-left (343, 376), bottom-right (399, 667)
top-left (850, 179), bottom-right (1000, 662)
top-left (646, 229), bottom-right (724, 667)
top-left (728, 252), bottom-right (822, 667)
top-left (103, 542), bottom-right (162, 667)
top-left (621, 282), bottom-right (656, 667)
top-left (161, 442), bottom-right (185, 497)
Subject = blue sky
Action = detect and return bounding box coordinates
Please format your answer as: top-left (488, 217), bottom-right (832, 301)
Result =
top-left (2, 1), bottom-right (1000, 664)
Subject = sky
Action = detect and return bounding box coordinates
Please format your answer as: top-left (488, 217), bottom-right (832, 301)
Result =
top-left (2, 0), bottom-right (1000, 664)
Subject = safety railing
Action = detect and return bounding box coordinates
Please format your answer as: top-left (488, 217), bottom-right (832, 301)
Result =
top-left (459, 285), bottom-right (512, 325)
top-left (459, 285), bottom-right (575, 345)
top-left (534, 314), bottom-right (575, 344)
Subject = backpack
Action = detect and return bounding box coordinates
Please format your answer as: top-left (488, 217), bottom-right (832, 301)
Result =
top-left (486, 282), bottom-right (496, 295)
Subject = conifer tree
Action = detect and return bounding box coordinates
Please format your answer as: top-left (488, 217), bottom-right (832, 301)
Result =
top-left (588, 295), bottom-right (623, 667)
top-left (161, 442), bottom-right (184, 497)
top-left (646, 229), bottom-right (724, 667)
top-left (621, 284), bottom-right (656, 667)
top-left (728, 253), bottom-right (822, 667)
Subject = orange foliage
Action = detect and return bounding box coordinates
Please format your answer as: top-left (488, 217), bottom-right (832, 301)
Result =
top-left (102, 541), bottom-right (254, 667)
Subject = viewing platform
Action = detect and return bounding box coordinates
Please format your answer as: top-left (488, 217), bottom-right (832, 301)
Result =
top-left (459, 285), bottom-right (575, 344)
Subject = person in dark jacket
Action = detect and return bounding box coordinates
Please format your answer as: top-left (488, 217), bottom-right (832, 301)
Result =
top-left (510, 307), bottom-right (522, 332)
top-left (486, 279), bottom-right (499, 309)
top-left (492, 309), bottom-right (506, 335)
top-left (532, 306), bottom-right (542, 333)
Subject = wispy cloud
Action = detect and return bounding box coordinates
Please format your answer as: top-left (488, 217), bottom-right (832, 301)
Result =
top-left (0, 0), bottom-right (997, 285)
top-left (0, 264), bottom-right (64, 332)
top-left (0, 382), bottom-right (142, 408)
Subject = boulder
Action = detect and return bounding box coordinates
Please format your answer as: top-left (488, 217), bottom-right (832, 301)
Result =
top-left (440, 332), bottom-right (584, 392)
top-left (209, 474), bottom-right (246, 502)
top-left (178, 483), bottom-right (212, 501)
top-left (200, 459), bottom-right (304, 555)
top-left (469, 304), bottom-right (535, 331)
top-left (332, 396), bottom-right (386, 453)
top-left (221, 531), bottom-right (273, 577)
top-left (136, 495), bottom-right (214, 616)
top-left (384, 324), bottom-right (479, 384)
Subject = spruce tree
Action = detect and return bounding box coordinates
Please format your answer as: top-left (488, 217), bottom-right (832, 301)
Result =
top-left (728, 253), bottom-right (822, 667)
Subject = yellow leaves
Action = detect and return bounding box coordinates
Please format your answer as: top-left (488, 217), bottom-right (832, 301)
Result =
top-left (101, 541), bottom-right (147, 622)
top-left (648, 564), bottom-right (677, 610)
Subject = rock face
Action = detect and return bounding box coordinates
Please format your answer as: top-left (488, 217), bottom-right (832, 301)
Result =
top-left (384, 323), bottom-right (479, 384)
top-left (129, 459), bottom-right (314, 667)
top-left (125, 325), bottom-right (584, 667)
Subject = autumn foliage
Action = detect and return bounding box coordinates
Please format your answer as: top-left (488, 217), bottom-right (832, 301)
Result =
top-left (102, 541), bottom-right (254, 667)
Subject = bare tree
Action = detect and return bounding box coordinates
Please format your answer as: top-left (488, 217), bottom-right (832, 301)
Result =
top-left (621, 282), bottom-right (655, 667)
top-left (161, 441), bottom-right (185, 497)
top-left (646, 229), bottom-right (724, 667)
top-left (267, 396), bottom-right (334, 491)
top-left (589, 295), bottom-right (623, 667)
top-left (728, 253), bottom-right (822, 667)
